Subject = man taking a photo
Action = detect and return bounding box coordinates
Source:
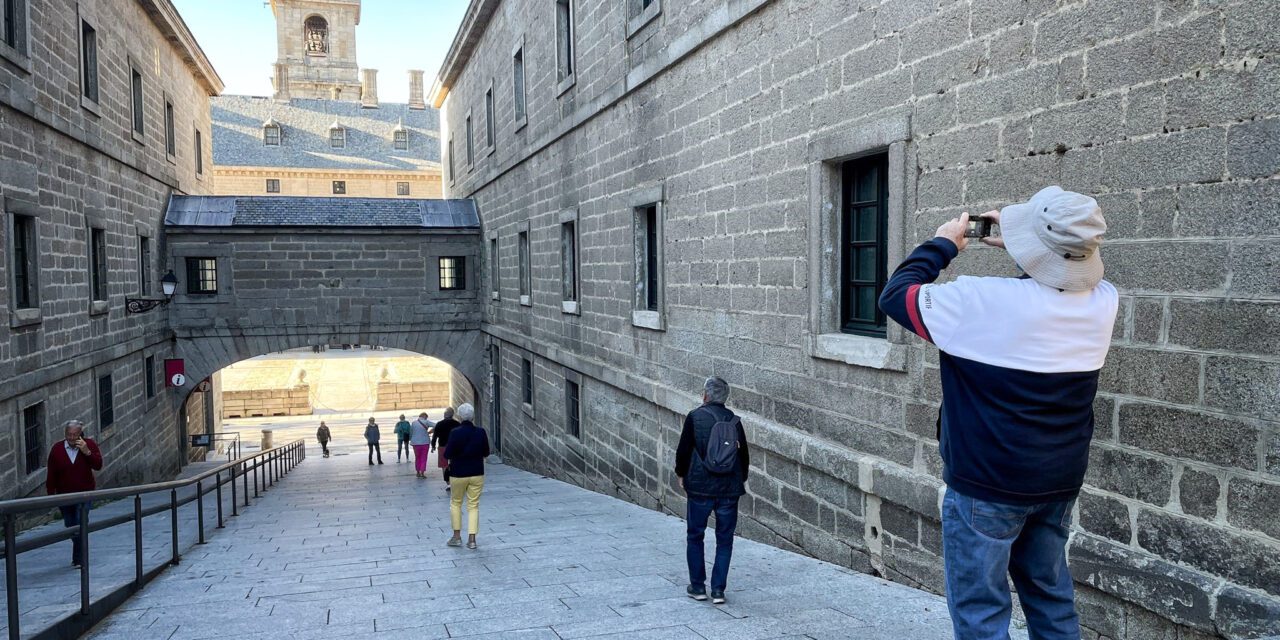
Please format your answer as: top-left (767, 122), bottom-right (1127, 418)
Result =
top-left (879, 186), bottom-right (1118, 639)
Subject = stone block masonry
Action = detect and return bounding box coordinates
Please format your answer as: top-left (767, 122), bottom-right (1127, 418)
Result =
top-left (439, 0), bottom-right (1280, 637)
top-left (373, 381), bottom-right (450, 411)
top-left (222, 387), bottom-right (313, 418)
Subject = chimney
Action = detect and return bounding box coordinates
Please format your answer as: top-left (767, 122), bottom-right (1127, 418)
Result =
top-left (361, 68), bottom-right (379, 108)
top-left (408, 69), bottom-right (425, 110)
top-left (272, 63), bottom-right (290, 102)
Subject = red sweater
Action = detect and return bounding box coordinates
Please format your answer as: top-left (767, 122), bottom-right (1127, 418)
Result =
top-left (46, 439), bottom-right (103, 495)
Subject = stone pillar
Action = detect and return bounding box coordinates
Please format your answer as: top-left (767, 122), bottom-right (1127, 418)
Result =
top-left (272, 63), bottom-right (290, 102)
top-left (361, 68), bottom-right (379, 108)
top-left (408, 69), bottom-right (425, 110)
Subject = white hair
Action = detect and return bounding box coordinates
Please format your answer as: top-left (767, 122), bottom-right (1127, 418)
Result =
top-left (63, 419), bottom-right (86, 433)
top-left (457, 403), bottom-right (475, 422)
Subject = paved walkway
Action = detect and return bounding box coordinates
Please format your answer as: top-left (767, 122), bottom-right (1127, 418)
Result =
top-left (69, 420), bottom-right (997, 640)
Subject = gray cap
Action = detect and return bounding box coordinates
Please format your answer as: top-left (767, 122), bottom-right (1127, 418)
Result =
top-left (999, 186), bottom-right (1107, 291)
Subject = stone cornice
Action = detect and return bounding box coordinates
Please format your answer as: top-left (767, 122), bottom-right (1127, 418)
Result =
top-left (211, 166), bottom-right (442, 180)
top-left (429, 0), bottom-right (502, 108)
top-left (137, 0), bottom-right (225, 95)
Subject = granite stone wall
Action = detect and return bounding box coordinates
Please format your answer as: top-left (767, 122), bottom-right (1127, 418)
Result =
top-left (443, 0), bottom-right (1280, 637)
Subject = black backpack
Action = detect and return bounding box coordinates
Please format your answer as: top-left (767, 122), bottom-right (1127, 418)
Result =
top-left (697, 409), bottom-right (741, 476)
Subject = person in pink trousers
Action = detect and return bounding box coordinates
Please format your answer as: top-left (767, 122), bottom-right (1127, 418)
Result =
top-left (410, 412), bottom-right (434, 478)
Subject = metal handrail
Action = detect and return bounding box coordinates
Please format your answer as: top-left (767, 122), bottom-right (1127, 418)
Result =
top-left (1, 439), bottom-right (307, 640)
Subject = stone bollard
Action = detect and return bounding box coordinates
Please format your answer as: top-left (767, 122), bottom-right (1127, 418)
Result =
top-left (261, 429), bottom-right (274, 450)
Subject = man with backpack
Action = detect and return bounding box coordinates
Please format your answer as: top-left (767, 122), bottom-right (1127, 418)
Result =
top-left (674, 376), bottom-right (750, 605)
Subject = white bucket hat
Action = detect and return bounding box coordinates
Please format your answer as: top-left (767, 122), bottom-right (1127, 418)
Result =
top-left (999, 186), bottom-right (1107, 291)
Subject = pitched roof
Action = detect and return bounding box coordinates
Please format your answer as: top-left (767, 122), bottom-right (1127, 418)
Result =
top-left (211, 96), bottom-right (441, 172)
top-left (165, 196), bottom-right (479, 228)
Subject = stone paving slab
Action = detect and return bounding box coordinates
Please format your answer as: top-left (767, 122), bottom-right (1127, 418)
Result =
top-left (72, 419), bottom-right (1029, 639)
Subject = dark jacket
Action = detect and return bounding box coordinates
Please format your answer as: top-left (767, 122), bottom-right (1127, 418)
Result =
top-left (316, 426), bottom-right (331, 443)
top-left (675, 403), bottom-right (749, 498)
top-left (431, 418), bottom-right (459, 451)
top-left (46, 438), bottom-right (104, 495)
top-left (364, 423), bottom-right (380, 443)
top-left (443, 421), bottom-right (489, 478)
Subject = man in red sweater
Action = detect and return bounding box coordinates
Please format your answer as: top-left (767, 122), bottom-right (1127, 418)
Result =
top-left (45, 420), bottom-right (103, 567)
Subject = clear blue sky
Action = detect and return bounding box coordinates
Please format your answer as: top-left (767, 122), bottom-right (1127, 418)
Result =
top-left (172, 0), bottom-right (470, 103)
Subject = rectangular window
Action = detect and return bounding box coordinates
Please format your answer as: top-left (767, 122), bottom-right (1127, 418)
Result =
top-left (637, 204), bottom-right (660, 312)
top-left (565, 378), bottom-right (580, 439)
top-left (522, 357), bottom-right (533, 406)
top-left (465, 115), bottom-right (473, 167)
top-left (80, 20), bottom-right (98, 103)
top-left (22, 402), bottom-right (43, 475)
top-left (394, 129), bottom-right (408, 150)
top-left (144, 355), bottom-right (155, 399)
top-left (195, 129), bottom-right (203, 175)
top-left (11, 214), bottom-right (36, 309)
top-left (447, 136), bottom-right (455, 179)
top-left (3, 0), bottom-right (27, 53)
top-left (485, 86), bottom-right (495, 148)
top-left (264, 125), bottom-right (280, 146)
top-left (439, 256), bottom-right (466, 290)
top-left (185, 257), bottom-right (217, 294)
top-left (556, 0), bottom-right (574, 81)
top-left (840, 153), bottom-right (889, 336)
top-left (138, 235), bottom-right (151, 295)
top-left (130, 67), bottom-right (144, 136)
top-left (330, 128), bottom-right (345, 148)
top-left (396, 181), bottom-right (410, 196)
top-left (561, 219), bottom-right (577, 302)
top-left (90, 227), bottom-right (107, 302)
top-left (266, 178), bottom-right (280, 193)
top-left (518, 229), bottom-right (530, 298)
top-left (97, 373), bottom-right (114, 429)
top-left (489, 237), bottom-right (499, 295)
top-left (513, 47), bottom-right (526, 122)
top-left (164, 101), bottom-right (176, 157)
top-left (332, 180), bottom-right (346, 194)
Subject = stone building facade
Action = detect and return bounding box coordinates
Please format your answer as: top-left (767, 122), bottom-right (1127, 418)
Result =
top-left (0, 0), bottom-right (222, 499)
top-left (210, 0), bottom-right (443, 200)
top-left (433, 0), bottom-right (1280, 637)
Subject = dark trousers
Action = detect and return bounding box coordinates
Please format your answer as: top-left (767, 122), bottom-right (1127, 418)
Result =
top-left (367, 442), bottom-right (383, 463)
top-left (59, 502), bottom-right (91, 564)
top-left (686, 495), bottom-right (739, 593)
top-left (397, 438), bottom-right (412, 461)
top-left (319, 440), bottom-right (329, 455)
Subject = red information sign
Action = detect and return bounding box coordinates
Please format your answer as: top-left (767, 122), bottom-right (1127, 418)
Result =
top-left (164, 359), bottom-right (186, 387)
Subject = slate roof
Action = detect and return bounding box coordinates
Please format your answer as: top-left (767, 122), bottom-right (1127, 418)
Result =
top-left (211, 96), bottom-right (441, 171)
top-left (165, 196), bottom-right (479, 228)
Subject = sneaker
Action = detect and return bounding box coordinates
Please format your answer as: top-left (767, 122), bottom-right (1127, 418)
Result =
top-left (447, 537), bottom-right (462, 547)
top-left (686, 586), bottom-right (707, 601)
top-left (710, 591), bottom-right (725, 605)
top-left (466, 541), bottom-right (477, 550)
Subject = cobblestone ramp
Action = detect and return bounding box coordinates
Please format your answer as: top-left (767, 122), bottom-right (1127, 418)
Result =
top-left (83, 442), bottom-right (1026, 639)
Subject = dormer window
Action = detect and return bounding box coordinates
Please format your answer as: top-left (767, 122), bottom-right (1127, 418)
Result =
top-left (305, 16), bottom-right (328, 56)
top-left (393, 129), bottom-right (408, 150)
top-left (263, 120), bottom-right (281, 146)
top-left (329, 122), bottom-right (345, 148)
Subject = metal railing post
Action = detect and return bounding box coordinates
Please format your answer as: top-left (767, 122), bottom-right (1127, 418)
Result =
top-left (215, 471), bottom-right (225, 528)
top-left (133, 496), bottom-right (143, 586)
top-left (243, 460), bottom-right (250, 506)
top-left (253, 458), bottom-right (259, 498)
top-left (78, 502), bottom-right (89, 616)
top-left (196, 481), bottom-right (206, 544)
top-left (169, 489), bottom-right (179, 566)
top-left (6, 513), bottom-right (20, 640)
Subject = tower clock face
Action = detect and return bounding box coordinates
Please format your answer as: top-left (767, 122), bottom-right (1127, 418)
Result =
top-left (170, 373), bottom-right (187, 387)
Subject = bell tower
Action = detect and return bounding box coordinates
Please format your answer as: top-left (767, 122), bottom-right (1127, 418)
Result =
top-left (270, 0), bottom-right (363, 101)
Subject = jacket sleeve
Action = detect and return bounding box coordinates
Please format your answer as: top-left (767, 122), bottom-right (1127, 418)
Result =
top-left (431, 428), bottom-right (440, 448)
top-left (877, 238), bottom-right (959, 344)
top-left (86, 440), bottom-right (103, 471)
top-left (737, 422), bottom-right (750, 482)
top-left (674, 413), bottom-right (694, 478)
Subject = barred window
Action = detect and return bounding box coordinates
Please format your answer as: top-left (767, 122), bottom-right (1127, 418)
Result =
top-left (90, 227), bottom-right (107, 302)
top-left (98, 373), bottom-right (114, 428)
top-left (330, 127), bottom-right (345, 148)
top-left (138, 235), bottom-right (151, 295)
top-left (11, 214), bottom-right (36, 309)
top-left (394, 129), bottom-right (408, 150)
top-left (130, 67), bottom-right (144, 136)
top-left (80, 20), bottom-right (98, 103)
top-left (396, 181), bottom-right (410, 196)
top-left (145, 355), bottom-right (156, 399)
top-left (266, 178), bottom-right (280, 193)
top-left (22, 402), bottom-right (43, 475)
top-left (439, 256), bottom-right (466, 291)
top-left (565, 378), bottom-right (580, 439)
top-left (264, 124), bottom-right (281, 146)
top-left (185, 257), bottom-right (217, 294)
top-left (522, 357), bottom-right (533, 406)
top-left (164, 101), bottom-right (176, 156)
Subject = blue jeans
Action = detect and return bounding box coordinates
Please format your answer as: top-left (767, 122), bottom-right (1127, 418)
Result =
top-left (943, 488), bottom-right (1079, 640)
top-left (59, 502), bottom-right (91, 564)
top-left (686, 495), bottom-right (739, 593)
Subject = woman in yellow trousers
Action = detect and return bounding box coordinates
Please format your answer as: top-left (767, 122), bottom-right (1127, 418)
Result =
top-left (444, 403), bottom-right (491, 549)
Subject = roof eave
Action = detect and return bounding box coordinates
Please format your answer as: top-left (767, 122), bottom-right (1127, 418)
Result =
top-left (138, 0), bottom-right (225, 95)
top-left (429, 0), bottom-right (502, 109)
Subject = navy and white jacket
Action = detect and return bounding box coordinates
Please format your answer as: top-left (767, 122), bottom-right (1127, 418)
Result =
top-left (878, 239), bottom-right (1118, 505)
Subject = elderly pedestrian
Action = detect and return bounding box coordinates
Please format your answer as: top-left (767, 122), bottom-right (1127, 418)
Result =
top-left (878, 186), bottom-right (1117, 639)
top-left (410, 412), bottom-right (434, 478)
top-left (45, 420), bottom-right (103, 567)
top-left (444, 404), bottom-right (489, 550)
top-left (316, 421), bottom-right (332, 457)
top-left (675, 377), bottom-right (749, 605)
top-left (394, 414), bottom-right (413, 463)
top-left (364, 417), bottom-right (384, 465)
top-left (431, 407), bottom-right (460, 490)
